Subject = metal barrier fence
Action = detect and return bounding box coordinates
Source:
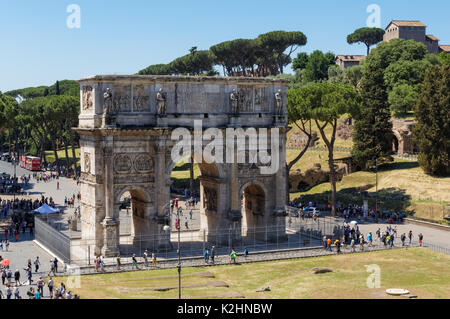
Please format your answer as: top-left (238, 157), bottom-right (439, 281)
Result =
top-left (423, 242), bottom-right (450, 255)
top-left (35, 216), bottom-right (71, 263)
top-left (65, 216), bottom-right (345, 266)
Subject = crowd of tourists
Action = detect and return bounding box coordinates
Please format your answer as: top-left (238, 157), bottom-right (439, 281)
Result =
top-left (0, 255), bottom-right (79, 299)
top-left (321, 223), bottom-right (425, 254)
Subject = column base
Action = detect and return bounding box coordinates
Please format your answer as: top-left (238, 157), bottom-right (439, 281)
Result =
top-left (102, 218), bottom-right (119, 257)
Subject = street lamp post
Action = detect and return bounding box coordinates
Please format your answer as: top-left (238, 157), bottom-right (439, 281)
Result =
top-left (164, 203), bottom-right (182, 299)
top-left (373, 158), bottom-right (378, 214)
top-left (176, 206), bottom-right (181, 300)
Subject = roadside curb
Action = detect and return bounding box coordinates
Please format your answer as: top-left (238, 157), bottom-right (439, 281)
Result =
top-left (404, 218), bottom-right (450, 232)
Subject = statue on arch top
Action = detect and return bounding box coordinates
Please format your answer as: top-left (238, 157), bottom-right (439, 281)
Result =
top-left (156, 88), bottom-right (167, 116)
top-left (275, 89), bottom-right (283, 115)
top-left (230, 89), bottom-right (239, 115)
top-left (103, 88), bottom-right (113, 113)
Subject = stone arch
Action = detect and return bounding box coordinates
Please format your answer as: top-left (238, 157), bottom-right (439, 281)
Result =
top-left (113, 185), bottom-right (154, 250)
top-left (240, 181), bottom-right (268, 239)
top-left (392, 130), bottom-right (403, 154)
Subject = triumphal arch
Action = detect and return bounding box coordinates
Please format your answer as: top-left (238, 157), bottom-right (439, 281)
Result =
top-left (76, 75), bottom-right (288, 257)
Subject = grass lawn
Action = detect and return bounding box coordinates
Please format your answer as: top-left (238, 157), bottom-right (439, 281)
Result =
top-left (290, 159), bottom-right (450, 223)
top-left (55, 248), bottom-right (450, 299)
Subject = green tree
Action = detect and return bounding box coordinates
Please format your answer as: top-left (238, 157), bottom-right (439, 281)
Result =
top-left (352, 39), bottom-right (428, 169)
top-left (343, 65), bottom-right (363, 88)
top-left (347, 27), bottom-right (385, 55)
top-left (327, 65), bottom-right (344, 83)
top-left (55, 81), bottom-right (61, 95)
top-left (413, 65), bottom-right (450, 176)
top-left (291, 83), bottom-right (361, 215)
top-left (388, 84), bottom-right (418, 116)
top-left (257, 31), bottom-right (307, 74)
top-left (438, 51), bottom-right (450, 66)
top-left (303, 50), bottom-right (335, 83)
top-left (384, 59), bottom-right (431, 89)
top-left (292, 52), bottom-right (309, 70)
top-left (138, 64), bottom-right (173, 75)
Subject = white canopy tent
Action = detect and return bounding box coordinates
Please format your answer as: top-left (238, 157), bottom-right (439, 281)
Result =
top-left (33, 203), bottom-right (60, 214)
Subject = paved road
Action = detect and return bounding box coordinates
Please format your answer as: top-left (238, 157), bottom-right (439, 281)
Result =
top-left (0, 159), bottom-right (77, 299)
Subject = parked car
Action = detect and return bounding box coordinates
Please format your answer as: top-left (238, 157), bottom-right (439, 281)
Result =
top-left (302, 206), bottom-right (321, 217)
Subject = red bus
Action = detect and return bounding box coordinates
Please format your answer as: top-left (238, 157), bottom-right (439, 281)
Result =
top-left (19, 156), bottom-right (27, 168)
top-left (25, 156), bottom-right (41, 171)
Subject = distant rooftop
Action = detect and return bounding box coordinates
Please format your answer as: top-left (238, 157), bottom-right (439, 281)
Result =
top-left (426, 34), bottom-right (439, 42)
top-left (335, 55), bottom-right (366, 62)
top-left (440, 45), bottom-right (450, 53)
top-left (387, 20), bottom-right (427, 28)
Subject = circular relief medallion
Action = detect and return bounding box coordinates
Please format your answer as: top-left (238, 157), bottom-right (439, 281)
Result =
top-left (134, 154), bottom-right (154, 173)
top-left (114, 154), bottom-right (132, 173)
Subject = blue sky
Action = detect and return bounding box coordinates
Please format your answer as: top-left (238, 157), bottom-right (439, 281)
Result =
top-left (0, 0), bottom-right (449, 92)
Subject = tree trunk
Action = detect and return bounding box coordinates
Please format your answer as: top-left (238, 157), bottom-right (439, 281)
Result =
top-left (328, 150), bottom-right (337, 217)
top-left (71, 142), bottom-right (77, 174)
top-left (64, 139), bottom-right (70, 170)
top-left (316, 120), bottom-right (337, 216)
top-left (52, 139), bottom-right (59, 166)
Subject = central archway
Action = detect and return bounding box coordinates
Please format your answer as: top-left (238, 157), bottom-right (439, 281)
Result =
top-left (240, 182), bottom-right (267, 241)
top-left (114, 186), bottom-right (154, 254)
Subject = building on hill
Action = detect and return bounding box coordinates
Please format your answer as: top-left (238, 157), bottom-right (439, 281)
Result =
top-left (439, 45), bottom-right (450, 53)
top-left (335, 55), bottom-right (366, 70)
top-left (383, 20), bottom-right (448, 54)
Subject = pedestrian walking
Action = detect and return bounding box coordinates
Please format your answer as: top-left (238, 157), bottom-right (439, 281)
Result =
top-left (335, 239), bottom-right (341, 254)
top-left (204, 248), bottom-right (210, 263)
top-left (243, 247), bottom-right (249, 257)
top-left (48, 260), bottom-right (55, 276)
top-left (1, 269), bottom-right (6, 286)
top-left (48, 277), bottom-right (54, 299)
top-left (53, 257), bottom-right (58, 273)
top-left (14, 269), bottom-right (20, 286)
top-left (34, 256), bottom-right (40, 273)
top-left (408, 231), bottom-right (413, 246)
top-left (132, 254), bottom-right (139, 269)
top-left (418, 233), bottom-right (423, 247)
top-left (184, 217), bottom-right (189, 230)
top-left (116, 254), bottom-right (121, 271)
top-left (37, 277), bottom-right (44, 297)
top-left (152, 252), bottom-right (157, 267)
top-left (230, 248), bottom-right (237, 264)
top-left (210, 246), bottom-right (215, 264)
top-left (143, 250), bottom-right (149, 267)
top-left (13, 286), bottom-right (19, 299)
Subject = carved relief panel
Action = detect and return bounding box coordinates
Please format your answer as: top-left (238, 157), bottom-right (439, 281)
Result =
top-left (84, 153), bottom-right (91, 173)
top-left (203, 187), bottom-right (217, 212)
top-left (82, 86), bottom-right (94, 110)
top-left (114, 154), bottom-right (132, 173)
top-left (134, 154), bottom-right (154, 173)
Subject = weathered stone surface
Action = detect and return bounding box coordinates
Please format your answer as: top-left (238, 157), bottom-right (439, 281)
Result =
top-left (75, 75), bottom-right (288, 258)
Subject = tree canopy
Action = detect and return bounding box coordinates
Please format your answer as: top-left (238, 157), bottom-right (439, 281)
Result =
top-left (347, 27), bottom-right (385, 55)
top-left (352, 39), bottom-right (429, 168)
top-left (139, 30), bottom-right (307, 77)
top-left (413, 64), bottom-right (450, 176)
top-left (288, 82), bottom-right (361, 215)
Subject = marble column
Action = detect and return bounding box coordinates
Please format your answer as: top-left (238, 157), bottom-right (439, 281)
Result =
top-left (102, 135), bottom-right (120, 257)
